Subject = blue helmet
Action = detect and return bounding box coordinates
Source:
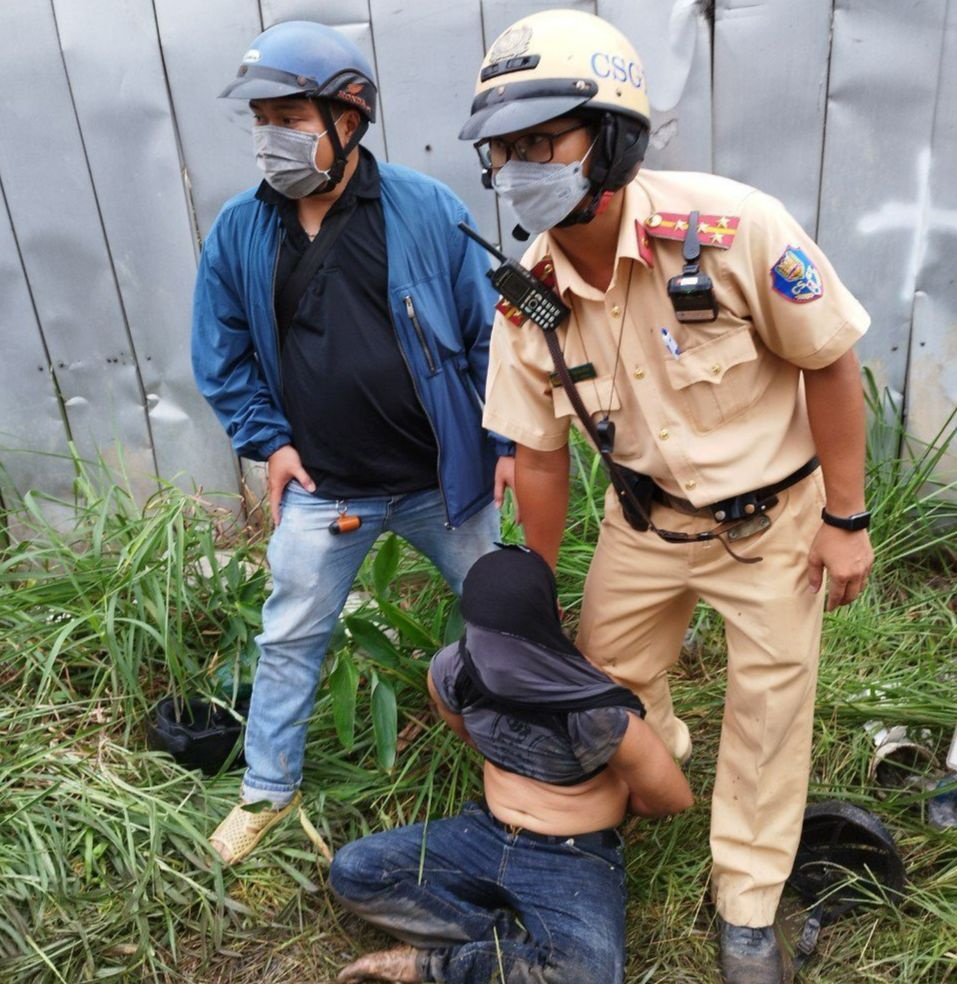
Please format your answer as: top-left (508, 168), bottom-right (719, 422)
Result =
top-left (220, 20), bottom-right (377, 123)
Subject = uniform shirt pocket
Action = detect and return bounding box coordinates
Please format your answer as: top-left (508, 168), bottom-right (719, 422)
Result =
top-left (663, 323), bottom-right (769, 433)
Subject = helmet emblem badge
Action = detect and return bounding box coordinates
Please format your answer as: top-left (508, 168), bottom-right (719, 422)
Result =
top-left (488, 25), bottom-right (532, 64)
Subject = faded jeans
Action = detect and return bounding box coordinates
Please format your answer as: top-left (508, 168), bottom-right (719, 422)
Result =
top-left (242, 483), bottom-right (498, 805)
top-left (329, 801), bottom-right (627, 984)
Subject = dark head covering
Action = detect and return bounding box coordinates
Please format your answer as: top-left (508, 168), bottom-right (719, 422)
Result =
top-left (462, 545), bottom-right (577, 656)
top-left (458, 546), bottom-right (644, 715)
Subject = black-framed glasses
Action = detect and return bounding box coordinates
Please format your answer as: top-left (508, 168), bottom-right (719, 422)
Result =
top-left (474, 121), bottom-right (591, 170)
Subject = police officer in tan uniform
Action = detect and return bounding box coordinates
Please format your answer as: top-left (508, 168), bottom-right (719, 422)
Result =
top-left (460, 11), bottom-right (873, 983)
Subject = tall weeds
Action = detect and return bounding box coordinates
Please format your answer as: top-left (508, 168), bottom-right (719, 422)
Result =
top-left (1, 385), bottom-right (955, 982)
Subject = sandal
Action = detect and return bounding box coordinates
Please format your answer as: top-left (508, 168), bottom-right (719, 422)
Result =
top-left (209, 791), bottom-right (302, 864)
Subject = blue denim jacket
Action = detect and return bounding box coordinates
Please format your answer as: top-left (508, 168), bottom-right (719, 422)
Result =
top-left (192, 162), bottom-right (505, 527)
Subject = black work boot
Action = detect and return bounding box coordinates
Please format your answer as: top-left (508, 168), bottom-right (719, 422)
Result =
top-left (719, 921), bottom-right (784, 984)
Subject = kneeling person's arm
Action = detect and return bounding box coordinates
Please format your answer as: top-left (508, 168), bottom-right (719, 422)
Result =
top-left (427, 669), bottom-right (476, 748)
top-left (606, 716), bottom-right (693, 818)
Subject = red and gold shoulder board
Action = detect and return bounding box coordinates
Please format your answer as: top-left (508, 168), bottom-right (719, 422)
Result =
top-left (645, 212), bottom-right (740, 249)
top-left (495, 255), bottom-right (559, 326)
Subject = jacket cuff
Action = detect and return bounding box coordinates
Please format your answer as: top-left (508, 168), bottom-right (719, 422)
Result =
top-left (255, 434), bottom-right (293, 461)
top-left (490, 433), bottom-right (515, 457)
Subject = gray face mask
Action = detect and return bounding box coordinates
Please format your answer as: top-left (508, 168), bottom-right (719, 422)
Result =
top-left (252, 120), bottom-right (340, 199)
top-left (491, 139), bottom-right (597, 235)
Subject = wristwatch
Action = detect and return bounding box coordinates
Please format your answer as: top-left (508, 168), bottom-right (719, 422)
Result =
top-left (821, 507), bottom-right (871, 531)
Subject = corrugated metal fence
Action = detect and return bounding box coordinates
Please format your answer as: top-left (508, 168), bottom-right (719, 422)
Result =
top-left (1, 0), bottom-right (955, 515)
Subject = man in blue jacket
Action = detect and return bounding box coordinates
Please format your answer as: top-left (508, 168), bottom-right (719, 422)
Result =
top-left (192, 20), bottom-right (511, 864)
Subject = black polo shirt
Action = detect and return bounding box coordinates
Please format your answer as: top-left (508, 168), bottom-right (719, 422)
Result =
top-left (257, 149), bottom-right (438, 498)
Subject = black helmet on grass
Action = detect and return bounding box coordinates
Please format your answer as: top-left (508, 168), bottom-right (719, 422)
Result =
top-left (787, 800), bottom-right (906, 924)
top-left (147, 696), bottom-right (249, 776)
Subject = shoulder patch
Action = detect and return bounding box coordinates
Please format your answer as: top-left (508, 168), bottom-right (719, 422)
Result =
top-left (530, 256), bottom-right (558, 287)
top-left (770, 246), bottom-right (823, 303)
top-left (496, 297), bottom-right (526, 326)
top-left (645, 212), bottom-right (740, 249)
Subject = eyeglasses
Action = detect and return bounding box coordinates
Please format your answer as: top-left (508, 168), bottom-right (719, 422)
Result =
top-left (474, 121), bottom-right (591, 170)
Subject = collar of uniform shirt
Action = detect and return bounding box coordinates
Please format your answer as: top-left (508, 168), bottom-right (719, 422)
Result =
top-left (538, 178), bottom-right (654, 303)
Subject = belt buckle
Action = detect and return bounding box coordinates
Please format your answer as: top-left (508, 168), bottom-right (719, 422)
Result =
top-left (726, 512), bottom-right (772, 541)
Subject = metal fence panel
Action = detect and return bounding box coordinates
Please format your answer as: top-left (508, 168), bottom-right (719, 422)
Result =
top-left (53, 0), bottom-right (239, 497)
top-left (261, 0), bottom-right (370, 24)
top-left (0, 189), bottom-right (75, 514)
top-left (0, 0), bottom-right (156, 500)
top-left (1, 0), bottom-right (955, 507)
top-left (154, 0), bottom-right (264, 238)
top-left (600, 0), bottom-right (712, 173)
top-left (713, 0), bottom-right (832, 235)
top-left (369, 0), bottom-right (496, 242)
top-left (817, 0), bottom-right (947, 397)
top-left (907, 2), bottom-right (957, 483)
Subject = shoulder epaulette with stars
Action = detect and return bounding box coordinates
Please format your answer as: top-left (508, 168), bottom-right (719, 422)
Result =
top-left (645, 212), bottom-right (740, 249)
top-left (495, 256), bottom-right (558, 326)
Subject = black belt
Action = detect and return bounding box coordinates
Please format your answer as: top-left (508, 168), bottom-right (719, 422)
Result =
top-left (477, 801), bottom-right (620, 850)
top-left (652, 457), bottom-right (820, 523)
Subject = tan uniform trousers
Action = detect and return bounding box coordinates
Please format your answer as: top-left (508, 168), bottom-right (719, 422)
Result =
top-left (576, 470), bottom-right (826, 927)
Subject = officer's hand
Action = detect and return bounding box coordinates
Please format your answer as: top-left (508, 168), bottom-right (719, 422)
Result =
top-left (267, 445), bottom-right (315, 526)
top-left (494, 455), bottom-right (520, 523)
top-left (807, 524), bottom-right (874, 611)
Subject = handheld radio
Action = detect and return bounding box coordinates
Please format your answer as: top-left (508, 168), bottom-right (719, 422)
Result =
top-left (458, 223), bottom-right (570, 332)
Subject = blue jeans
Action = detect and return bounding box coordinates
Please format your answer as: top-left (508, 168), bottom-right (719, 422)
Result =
top-left (242, 483), bottom-right (498, 804)
top-left (329, 801), bottom-right (627, 984)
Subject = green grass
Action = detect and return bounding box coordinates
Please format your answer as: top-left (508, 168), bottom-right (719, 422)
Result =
top-left (1, 389), bottom-right (956, 983)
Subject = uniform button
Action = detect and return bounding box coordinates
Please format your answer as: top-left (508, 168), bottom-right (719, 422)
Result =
top-left (633, 367), bottom-right (645, 379)
top-left (711, 364), bottom-right (721, 375)
top-left (647, 213), bottom-right (662, 228)
top-left (658, 428), bottom-right (669, 440)
top-left (610, 304), bottom-right (622, 317)
top-left (715, 509), bottom-right (727, 521)
top-left (684, 480), bottom-right (696, 491)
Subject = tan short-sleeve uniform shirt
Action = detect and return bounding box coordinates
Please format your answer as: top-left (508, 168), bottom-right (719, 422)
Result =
top-left (483, 170), bottom-right (870, 507)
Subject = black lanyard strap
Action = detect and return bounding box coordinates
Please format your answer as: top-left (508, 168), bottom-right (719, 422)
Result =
top-left (275, 197), bottom-right (357, 349)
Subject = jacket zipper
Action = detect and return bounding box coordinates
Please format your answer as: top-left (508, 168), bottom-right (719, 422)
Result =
top-left (271, 230), bottom-right (284, 396)
top-left (403, 295), bottom-right (437, 374)
top-left (395, 293), bottom-right (450, 527)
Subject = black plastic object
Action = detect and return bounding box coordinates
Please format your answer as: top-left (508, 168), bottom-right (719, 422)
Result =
top-left (147, 696), bottom-right (249, 775)
top-left (787, 800), bottom-right (906, 925)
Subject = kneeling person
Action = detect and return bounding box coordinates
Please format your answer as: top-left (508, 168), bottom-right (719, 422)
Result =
top-left (330, 546), bottom-right (693, 984)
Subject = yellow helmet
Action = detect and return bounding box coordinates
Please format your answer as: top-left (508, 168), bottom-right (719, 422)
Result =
top-left (460, 10), bottom-right (650, 215)
top-left (459, 9), bottom-right (650, 141)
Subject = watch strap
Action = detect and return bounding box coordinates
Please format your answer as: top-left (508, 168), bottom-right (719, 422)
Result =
top-left (821, 507), bottom-right (871, 531)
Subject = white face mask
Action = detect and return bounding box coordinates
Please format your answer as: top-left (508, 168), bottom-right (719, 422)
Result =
top-left (490, 138), bottom-right (597, 235)
top-left (252, 118), bottom-right (340, 198)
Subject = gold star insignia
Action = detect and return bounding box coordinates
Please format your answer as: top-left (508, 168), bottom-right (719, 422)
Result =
top-left (717, 216), bottom-right (731, 228)
top-left (711, 233), bottom-right (725, 245)
top-left (675, 219), bottom-right (688, 231)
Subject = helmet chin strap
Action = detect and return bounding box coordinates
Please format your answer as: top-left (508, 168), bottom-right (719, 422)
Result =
top-left (306, 100), bottom-right (366, 195)
top-left (557, 186), bottom-right (613, 227)
top-left (557, 112), bottom-right (645, 228)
